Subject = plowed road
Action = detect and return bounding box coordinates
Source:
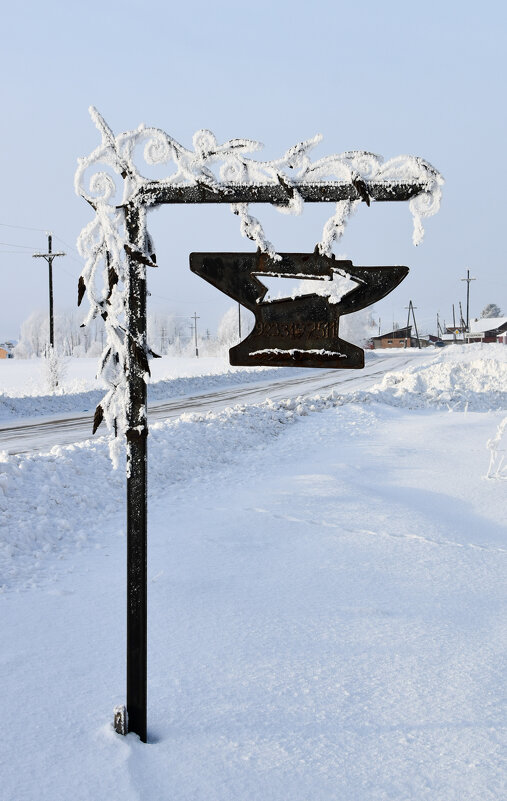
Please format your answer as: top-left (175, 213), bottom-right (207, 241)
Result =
top-left (0, 355), bottom-right (412, 455)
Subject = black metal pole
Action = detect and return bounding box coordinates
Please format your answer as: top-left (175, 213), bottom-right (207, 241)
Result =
top-left (47, 235), bottom-right (54, 349)
top-left (192, 312), bottom-right (199, 357)
top-left (125, 205), bottom-right (148, 743)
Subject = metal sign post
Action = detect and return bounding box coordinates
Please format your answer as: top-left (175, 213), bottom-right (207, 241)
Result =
top-left (75, 109), bottom-right (442, 741)
top-left (124, 205), bottom-right (149, 743)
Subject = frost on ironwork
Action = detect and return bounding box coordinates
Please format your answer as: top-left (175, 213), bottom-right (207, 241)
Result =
top-left (75, 107), bottom-right (443, 464)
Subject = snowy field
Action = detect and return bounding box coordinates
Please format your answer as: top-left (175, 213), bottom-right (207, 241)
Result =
top-left (1, 345), bottom-right (506, 800)
top-left (0, 355), bottom-right (301, 420)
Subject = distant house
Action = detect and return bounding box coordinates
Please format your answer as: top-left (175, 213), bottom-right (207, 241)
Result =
top-left (465, 317), bottom-right (507, 344)
top-left (0, 341), bottom-right (15, 359)
top-left (438, 331), bottom-right (466, 345)
top-left (371, 326), bottom-right (419, 349)
top-left (413, 334), bottom-right (442, 347)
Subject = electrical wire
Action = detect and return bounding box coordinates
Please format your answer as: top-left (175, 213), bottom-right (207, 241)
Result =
top-left (0, 241), bottom-right (38, 249)
top-left (52, 233), bottom-right (81, 258)
top-left (0, 222), bottom-right (49, 233)
top-left (150, 291), bottom-right (201, 305)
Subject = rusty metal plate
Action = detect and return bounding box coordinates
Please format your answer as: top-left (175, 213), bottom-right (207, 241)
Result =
top-left (190, 252), bottom-right (408, 369)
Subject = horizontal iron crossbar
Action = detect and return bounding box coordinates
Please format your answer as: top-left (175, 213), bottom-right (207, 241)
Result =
top-left (127, 180), bottom-right (428, 208)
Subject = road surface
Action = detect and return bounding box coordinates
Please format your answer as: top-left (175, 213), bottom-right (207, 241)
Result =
top-left (0, 354), bottom-right (412, 455)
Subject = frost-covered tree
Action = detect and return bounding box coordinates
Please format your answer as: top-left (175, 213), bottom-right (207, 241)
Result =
top-left (15, 309), bottom-right (107, 357)
top-left (217, 306), bottom-right (254, 350)
top-left (14, 311), bottom-right (48, 357)
top-left (147, 311), bottom-right (188, 355)
top-left (340, 308), bottom-right (377, 346)
top-left (481, 303), bottom-right (503, 318)
top-left (42, 345), bottom-right (67, 393)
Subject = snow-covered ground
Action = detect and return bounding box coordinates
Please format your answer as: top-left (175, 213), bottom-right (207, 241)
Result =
top-left (0, 355), bottom-right (307, 420)
top-left (1, 345), bottom-right (506, 800)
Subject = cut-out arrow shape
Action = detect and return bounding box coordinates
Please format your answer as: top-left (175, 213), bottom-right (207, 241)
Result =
top-left (190, 252), bottom-right (408, 369)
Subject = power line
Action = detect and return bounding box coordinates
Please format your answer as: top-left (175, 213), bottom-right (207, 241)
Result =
top-left (0, 222), bottom-right (49, 233)
top-left (150, 291), bottom-right (203, 305)
top-left (52, 233), bottom-right (81, 258)
top-left (0, 226), bottom-right (82, 265)
top-left (0, 241), bottom-right (38, 249)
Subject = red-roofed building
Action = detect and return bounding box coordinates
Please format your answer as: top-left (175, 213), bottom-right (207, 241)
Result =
top-left (466, 317), bottom-right (507, 344)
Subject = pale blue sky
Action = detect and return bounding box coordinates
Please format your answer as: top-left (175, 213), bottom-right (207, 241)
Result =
top-left (0, 0), bottom-right (505, 340)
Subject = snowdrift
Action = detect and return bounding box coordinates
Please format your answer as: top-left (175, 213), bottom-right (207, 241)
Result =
top-left (0, 359), bottom-right (303, 420)
top-left (356, 346), bottom-right (507, 411)
top-left (1, 345), bottom-right (505, 589)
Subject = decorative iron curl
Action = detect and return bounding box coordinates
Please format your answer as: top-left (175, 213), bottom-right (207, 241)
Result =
top-left (75, 108), bottom-right (443, 460)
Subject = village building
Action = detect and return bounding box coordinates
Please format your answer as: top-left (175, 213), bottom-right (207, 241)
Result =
top-left (0, 341), bottom-right (15, 359)
top-left (371, 326), bottom-right (419, 349)
top-left (419, 334), bottom-right (442, 347)
top-left (440, 332), bottom-right (466, 345)
top-left (465, 317), bottom-right (507, 344)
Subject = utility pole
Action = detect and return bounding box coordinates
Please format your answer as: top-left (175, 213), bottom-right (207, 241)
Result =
top-left (437, 312), bottom-right (444, 338)
top-left (411, 302), bottom-right (421, 349)
top-left (459, 302), bottom-right (466, 330)
top-left (192, 312), bottom-right (200, 357)
top-left (238, 302), bottom-right (242, 342)
top-left (404, 301), bottom-right (421, 349)
top-left (461, 269), bottom-right (476, 330)
top-left (32, 233), bottom-right (65, 349)
top-left (404, 302), bottom-right (411, 348)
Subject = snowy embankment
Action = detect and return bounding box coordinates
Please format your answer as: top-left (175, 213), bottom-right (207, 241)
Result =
top-left (1, 345), bottom-right (505, 590)
top-left (1, 345), bottom-right (506, 800)
top-left (0, 355), bottom-right (307, 420)
top-left (354, 345), bottom-right (507, 411)
top-left (1, 345), bottom-right (506, 801)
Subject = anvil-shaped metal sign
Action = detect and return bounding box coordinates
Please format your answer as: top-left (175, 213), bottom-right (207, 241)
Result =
top-left (190, 252), bottom-right (408, 369)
